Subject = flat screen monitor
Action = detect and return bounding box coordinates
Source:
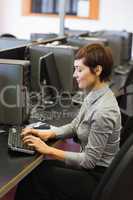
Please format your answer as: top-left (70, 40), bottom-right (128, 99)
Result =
top-left (29, 45), bottom-right (75, 93)
top-left (29, 47), bottom-right (47, 91)
top-left (103, 31), bottom-right (132, 63)
top-left (0, 46), bottom-right (26, 60)
top-left (90, 30), bottom-right (132, 65)
top-left (67, 37), bottom-right (108, 47)
top-left (118, 31), bottom-right (132, 63)
top-left (39, 52), bottom-right (61, 95)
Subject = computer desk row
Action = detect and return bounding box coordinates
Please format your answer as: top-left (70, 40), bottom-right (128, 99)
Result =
top-left (0, 101), bottom-right (79, 199)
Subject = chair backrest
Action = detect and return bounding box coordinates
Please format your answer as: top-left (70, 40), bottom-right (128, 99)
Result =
top-left (91, 133), bottom-right (133, 200)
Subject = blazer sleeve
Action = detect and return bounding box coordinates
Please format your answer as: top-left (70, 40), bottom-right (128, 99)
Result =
top-left (51, 103), bottom-right (85, 140)
top-left (51, 116), bottom-right (79, 139)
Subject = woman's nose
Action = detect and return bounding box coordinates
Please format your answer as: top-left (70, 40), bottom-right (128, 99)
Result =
top-left (73, 69), bottom-right (78, 78)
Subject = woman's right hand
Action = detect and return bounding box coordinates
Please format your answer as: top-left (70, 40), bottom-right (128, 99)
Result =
top-left (21, 128), bottom-right (56, 142)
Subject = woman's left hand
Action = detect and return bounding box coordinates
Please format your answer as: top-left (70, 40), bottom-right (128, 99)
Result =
top-left (22, 135), bottom-right (51, 155)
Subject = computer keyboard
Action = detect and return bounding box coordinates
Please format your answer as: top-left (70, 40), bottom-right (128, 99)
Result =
top-left (8, 126), bottom-right (35, 155)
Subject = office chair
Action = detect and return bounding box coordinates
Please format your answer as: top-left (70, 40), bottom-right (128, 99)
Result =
top-left (91, 133), bottom-right (133, 200)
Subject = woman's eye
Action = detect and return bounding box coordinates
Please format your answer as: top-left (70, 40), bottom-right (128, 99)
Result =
top-left (78, 69), bottom-right (82, 72)
top-left (74, 66), bottom-right (83, 73)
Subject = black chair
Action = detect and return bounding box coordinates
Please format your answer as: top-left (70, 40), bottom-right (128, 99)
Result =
top-left (91, 134), bottom-right (133, 200)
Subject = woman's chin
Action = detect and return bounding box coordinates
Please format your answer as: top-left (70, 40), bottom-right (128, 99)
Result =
top-left (78, 84), bottom-right (85, 90)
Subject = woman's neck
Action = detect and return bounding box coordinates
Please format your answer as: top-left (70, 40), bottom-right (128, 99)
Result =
top-left (85, 81), bottom-right (108, 94)
top-left (94, 82), bottom-right (107, 90)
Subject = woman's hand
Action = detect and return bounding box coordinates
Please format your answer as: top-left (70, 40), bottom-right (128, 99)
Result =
top-left (21, 128), bottom-right (56, 141)
top-left (22, 135), bottom-right (52, 155)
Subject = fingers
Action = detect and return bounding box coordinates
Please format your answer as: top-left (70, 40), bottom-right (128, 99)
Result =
top-left (22, 135), bottom-right (36, 144)
top-left (21, 128), bottom-right (37, 138)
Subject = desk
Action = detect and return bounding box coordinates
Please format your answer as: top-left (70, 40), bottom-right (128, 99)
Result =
top-left (0, 102), bottom-right (79, 199)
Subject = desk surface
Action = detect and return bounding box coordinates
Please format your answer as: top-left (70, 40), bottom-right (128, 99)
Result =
top-left (0, 103), bottom-right (79, 198)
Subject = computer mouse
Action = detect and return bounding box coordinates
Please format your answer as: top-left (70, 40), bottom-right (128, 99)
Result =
top-left (34, 123), bottom-right (50, 130)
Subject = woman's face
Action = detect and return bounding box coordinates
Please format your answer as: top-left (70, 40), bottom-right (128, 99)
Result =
top-left (73, 58), bottom-right (99, 90)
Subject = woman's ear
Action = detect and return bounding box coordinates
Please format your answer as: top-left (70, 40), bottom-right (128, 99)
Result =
top-left (95, 65), bottom-right (103, 77)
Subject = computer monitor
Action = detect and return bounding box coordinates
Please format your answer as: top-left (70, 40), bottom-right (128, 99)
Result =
top-left (29, 45), bottom-right (76, 93)
top-left (0, 38), bottom-right (29, 49)
top-left (30, 33), bottom-right (58, 41)
top-left (29, 47), bottom-right (48, 91)
top-left (66, 37), bottom-right (108, 47)
top-left (64, 28), bottom-right (89, 37)
top-left (0, 46), bottom-right (27, 60)
top-left (90, 30), bottom-right (132, 66)
top-left (0, 59), bottom-right (30, 125)
top-left (40, 53), bottom-right (61, 97)
top-left (115, 31), bottom-right (132, 63)
top-left (102, 31), bottom-right (132, 65)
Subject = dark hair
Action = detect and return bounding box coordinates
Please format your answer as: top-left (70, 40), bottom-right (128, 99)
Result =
top-left (75, 43), bottom-right (113, 82)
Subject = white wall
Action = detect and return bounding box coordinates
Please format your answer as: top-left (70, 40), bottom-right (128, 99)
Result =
top-left (0, 0), bottom-right (133, 39)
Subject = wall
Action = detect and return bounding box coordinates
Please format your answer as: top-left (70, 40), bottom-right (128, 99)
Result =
top-left (0, 0), bottom-right (133, 40)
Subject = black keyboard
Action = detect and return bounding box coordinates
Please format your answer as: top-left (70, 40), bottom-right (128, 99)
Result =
top-left (8, 126), bottom-right (35, 155)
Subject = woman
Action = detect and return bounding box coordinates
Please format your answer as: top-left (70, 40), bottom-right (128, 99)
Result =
top-left (15, 44), bottom-right (121, 200)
